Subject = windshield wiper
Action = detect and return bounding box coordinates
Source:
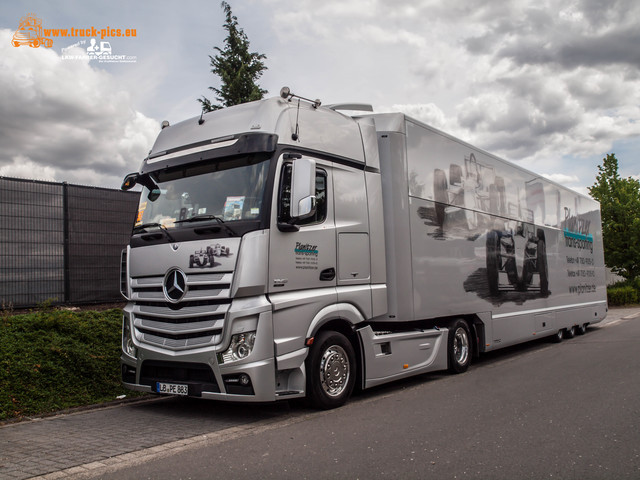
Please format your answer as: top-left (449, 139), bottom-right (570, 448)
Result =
top-left (173, 215), bottom-right (237, 236)
top-left (133, 222), bottom-right (176, 243)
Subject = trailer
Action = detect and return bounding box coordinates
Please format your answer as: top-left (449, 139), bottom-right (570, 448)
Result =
top-left (120, 88), bottom-right (607, 408)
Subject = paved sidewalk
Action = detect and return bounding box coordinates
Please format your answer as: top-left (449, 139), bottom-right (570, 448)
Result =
top-left (0, 397), bottom-right (293, 479)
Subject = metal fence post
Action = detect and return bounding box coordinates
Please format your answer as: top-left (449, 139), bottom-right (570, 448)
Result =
top-left (63, 181), bottom-right (70, 303)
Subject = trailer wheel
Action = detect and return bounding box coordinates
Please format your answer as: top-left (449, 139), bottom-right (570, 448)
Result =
top-left (551, 329), bottom-right (563, 343)
top-left (434, 169), bottom-right (448, 227)
top-left (576, 323), bottom-right (588, 335)
top-left (448, 319), bottom-right (471, 374)
top-left (306, 331), bottom-right (356, 409)
top-left (486, 230), bottom-right (500, 295)
top-left (564, 326), bottom-right (576, 339)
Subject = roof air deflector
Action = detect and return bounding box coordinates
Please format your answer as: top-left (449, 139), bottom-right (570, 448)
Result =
top-left (326, 103), bottom-right (374, 112)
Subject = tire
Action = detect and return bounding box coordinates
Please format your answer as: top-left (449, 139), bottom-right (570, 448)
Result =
top-left (189, 255), bottom-right (194, 268)
top-left (306, 331), bottom-right (356, 409)
top-left (486, 230), bottom-right (500, 296)
top-left (434, 169), bottom-right (448, 227)
top-left (448, 319), bottom-right (471, 374)
top-left (576, 323), bottom-right (588, 335)
top-left (551, 329), bottom-right (563, 343)
top-left (564, 326), bottom-right (576, 339)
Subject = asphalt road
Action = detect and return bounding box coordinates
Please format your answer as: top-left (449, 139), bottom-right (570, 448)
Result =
top-left (2, 308), bottom-right (639, 480)
top-left (98, 308), bottom-right (640, 480)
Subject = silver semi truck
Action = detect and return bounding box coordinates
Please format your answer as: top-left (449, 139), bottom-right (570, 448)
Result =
top-left (120, 88), bottom-right (607, 408)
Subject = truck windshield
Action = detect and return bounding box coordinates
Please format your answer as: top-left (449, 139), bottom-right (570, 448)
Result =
top-left (134, 155), bottom-right (270, 231)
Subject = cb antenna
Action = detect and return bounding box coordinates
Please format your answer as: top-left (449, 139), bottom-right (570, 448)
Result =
top-left (280, 87), bottom-right (322, 142)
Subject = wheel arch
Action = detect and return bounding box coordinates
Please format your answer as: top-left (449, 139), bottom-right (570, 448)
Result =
top-left (305, 302), bottom-right (365, 340)
top-left (305, 303), bottom-right (365, 391)
top-left (440, 314), bottom-right (486, 359)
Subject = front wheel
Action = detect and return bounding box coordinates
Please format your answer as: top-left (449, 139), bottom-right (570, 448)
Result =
top-left (306, 331), bottom-right (356, 409)
top-left (448, 319), bottom-right (472, 374)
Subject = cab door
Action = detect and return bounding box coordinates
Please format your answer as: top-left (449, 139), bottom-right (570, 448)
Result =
top-left (268, 154), bottom-right (336, 294)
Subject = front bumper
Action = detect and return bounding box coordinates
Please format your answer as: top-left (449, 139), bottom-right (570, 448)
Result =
top-left (120, 296), bottom-right (307, 402)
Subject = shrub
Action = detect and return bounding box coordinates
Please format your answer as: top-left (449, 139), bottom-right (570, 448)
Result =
top-left (0, 308), bottom-right (137, 421)
top-left (607, 285), bottom-right (638, 306)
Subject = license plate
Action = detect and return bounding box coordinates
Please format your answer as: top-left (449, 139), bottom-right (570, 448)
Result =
top-left (156, 382), bottom-right (188, 396)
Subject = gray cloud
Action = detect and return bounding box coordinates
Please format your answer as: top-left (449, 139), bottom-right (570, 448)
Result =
top-left (0, 30), bottom-right (158, 187)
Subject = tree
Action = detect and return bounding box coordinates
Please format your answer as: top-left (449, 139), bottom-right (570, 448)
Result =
top-left (199, 1), bottom-right (267, 112)
top-left (588, 153), bottom-right (640, 280)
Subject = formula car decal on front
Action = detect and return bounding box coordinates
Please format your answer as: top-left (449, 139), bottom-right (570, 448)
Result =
top-left (189, 244), bottom-right (231, 268)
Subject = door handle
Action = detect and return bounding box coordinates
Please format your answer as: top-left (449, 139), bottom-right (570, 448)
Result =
top-left (319, 268), bottom-right (335, 281)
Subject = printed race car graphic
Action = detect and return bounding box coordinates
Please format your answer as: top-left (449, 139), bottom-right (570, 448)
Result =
top-left (486, 223), bottom-right (549, 296)
top-left (433, 153), bottom-right (506, 230)
top-left (189, 244), bottom-right (231, 268)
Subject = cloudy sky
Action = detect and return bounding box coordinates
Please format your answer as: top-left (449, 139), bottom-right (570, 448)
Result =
top-left (2, 0), bottom-right (639, 193)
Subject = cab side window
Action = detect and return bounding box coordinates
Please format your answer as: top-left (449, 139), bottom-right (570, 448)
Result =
top-left (278, 164), bottom-right (327, 226)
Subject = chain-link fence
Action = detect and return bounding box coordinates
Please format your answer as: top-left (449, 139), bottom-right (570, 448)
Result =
top-left (0, 177), bottom-right (140, 307)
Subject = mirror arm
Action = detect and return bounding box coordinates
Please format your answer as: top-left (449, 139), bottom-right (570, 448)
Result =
top-left (277, 222), bottom-right (300, 233)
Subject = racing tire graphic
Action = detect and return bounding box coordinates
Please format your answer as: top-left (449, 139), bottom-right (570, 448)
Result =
top-left (434, 169), bottom-right (448, 227)
top-left (486, 230), bottom-right (500, 296)
top-left (538, 237), bottom-right (549, 295)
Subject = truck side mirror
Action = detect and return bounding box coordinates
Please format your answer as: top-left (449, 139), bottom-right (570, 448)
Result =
top-left (290, 158), bottom-right (317, 220)
top-left (121, 173), bottom-right (138, 191)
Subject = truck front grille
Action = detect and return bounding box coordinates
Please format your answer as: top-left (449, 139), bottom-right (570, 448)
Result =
top-left (129, 271), bottom-right (233, 351)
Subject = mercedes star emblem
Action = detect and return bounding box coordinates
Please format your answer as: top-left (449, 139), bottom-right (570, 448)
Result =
top-left (163, 268), bottom-right (187, 303)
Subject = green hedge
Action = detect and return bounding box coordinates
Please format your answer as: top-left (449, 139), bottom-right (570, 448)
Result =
top-left (607, 286), bottom-right (638, 306)
top-left (0, 308), bottom-right (137, 421)
top-left (607, 279), bottom-right (640, 306)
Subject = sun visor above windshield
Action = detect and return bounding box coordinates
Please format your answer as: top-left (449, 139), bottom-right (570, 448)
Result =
top-left (140, 133), bottom-right (277, 175)
top-left (144, 97), bottom-right (368, 170)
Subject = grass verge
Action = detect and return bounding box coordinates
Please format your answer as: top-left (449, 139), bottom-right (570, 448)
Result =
top-left (1, 307), bottom-right (139, 421)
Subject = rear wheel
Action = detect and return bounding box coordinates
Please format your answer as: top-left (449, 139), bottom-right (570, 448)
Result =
top-left (564, 325), bottom-right (576, 339)
top-left (306, 331), bottom-right (356, 409)
top-left (576, 323), bottom-right (588, 335)
top-left (551, 329), bottom-right (563, 343)
top-left (448, 319), bottom-right (471, 374)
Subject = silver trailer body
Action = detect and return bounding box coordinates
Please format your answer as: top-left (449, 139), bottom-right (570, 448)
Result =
top-left (120, 94), bottom-right (607, 407)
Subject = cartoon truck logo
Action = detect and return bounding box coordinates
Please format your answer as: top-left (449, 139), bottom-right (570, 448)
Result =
top-left (486, 219), bottom-right (549, 296)
top-left (189, 244), bottom-right (230, 268)
top-left (433, 153), bottom-right (506, 230)
top-left (12, 15), bottom-right (53, 48)
top-left (86, 39), bottom-right (112, 57)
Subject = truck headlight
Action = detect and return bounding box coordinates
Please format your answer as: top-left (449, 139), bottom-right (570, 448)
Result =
top-left (122, 317), bottom-right (137, 359)
top-left (219, 332), bottom-right (256, 364)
